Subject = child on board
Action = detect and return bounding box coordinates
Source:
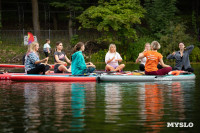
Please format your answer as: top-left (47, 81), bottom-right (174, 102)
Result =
top-left (71, 42), bottom-right (96, 75)
top-left (136, 41), bottom-right (172, 75)
top-left (54, 41), bottom-right (71, 73)
top-left (105, 44), bottom-right (125, 72)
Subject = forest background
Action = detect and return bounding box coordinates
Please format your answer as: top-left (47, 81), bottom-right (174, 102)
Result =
top-left (0, 0), bottom-right (200, 64)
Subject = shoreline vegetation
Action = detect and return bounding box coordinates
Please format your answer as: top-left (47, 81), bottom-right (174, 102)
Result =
top-left (1, 1), bottom-right (200, 64)
top-left (1, 45), bottom-right (199, 64)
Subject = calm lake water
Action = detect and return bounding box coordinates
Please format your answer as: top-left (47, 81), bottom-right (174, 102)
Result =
top-left (0, 64), bottom-right (200, 133)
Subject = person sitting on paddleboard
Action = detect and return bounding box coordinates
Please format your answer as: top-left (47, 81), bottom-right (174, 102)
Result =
top-left (136, 41), bottom-right (172, 75)
top-left (71, 42), bottom-right (96, 75)
top-left (25, 42), bottom-right (50, 75)
top-left (136, 42), bottom-right (163, 71)
top-left (105, 44), bottom-right (125, 72)
top-left (167, 43), bottom-right (194, 72)
top-left (137, 43), bottom-right (151, 71)
top-left (54, 41), bottom-right (71, 73)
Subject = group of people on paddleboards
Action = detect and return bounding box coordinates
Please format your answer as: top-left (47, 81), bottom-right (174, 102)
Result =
top-left (24, 40), bottom-right (194, 76)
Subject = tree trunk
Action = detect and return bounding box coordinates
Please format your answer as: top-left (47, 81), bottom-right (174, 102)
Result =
top-left (196, 0), bottom-right (200, 41)
top-left (69, 11), bottom-right (73, 40)
top-left (31, 0), bottom-right (40, 40)
top-left (0, 0), bottom-right (2, 28)
top-left (53, 13), bottom-right (58, 30)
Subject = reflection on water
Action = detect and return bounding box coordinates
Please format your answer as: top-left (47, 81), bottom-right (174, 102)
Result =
top-left (144, 83), bottom-right (164, 133)
top-left (0, 80), bottom-right (199, 132)
top-left (105, 83), bottom-right (122, 123)
top-left (71, 83), bottom-right (85, 131)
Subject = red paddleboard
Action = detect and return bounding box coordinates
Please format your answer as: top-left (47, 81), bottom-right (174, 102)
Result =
top-left (11, 74), bottom-right (97, 82)
top-left (0, 64), bottom-right (56, 68)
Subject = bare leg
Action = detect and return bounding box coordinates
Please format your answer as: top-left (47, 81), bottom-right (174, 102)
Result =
top-left (58, 65), bottom-right (71, 72)
top-left (45, 70), bottom-right (50, 75)
top-left (105, 64), bottom-right (115, 71)
top-left (114, 64), bottom-right (125, 72)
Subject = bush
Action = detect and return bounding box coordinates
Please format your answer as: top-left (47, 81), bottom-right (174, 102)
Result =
top-left (160, 22), bottom-right (192, 59)
top-left (91, 49), bottom-right (107, 62)
top-left (124, 36), bottom-right (154, 62)
top-left (190, 47), bottom-right (200, 62)
top-left (70, 34), bottom-right (79, 46)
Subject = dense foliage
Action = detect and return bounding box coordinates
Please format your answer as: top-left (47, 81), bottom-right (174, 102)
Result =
top-left (78, 0), bottom-right (145, 43)
top-left (1, 0), bottom-right (200, 62)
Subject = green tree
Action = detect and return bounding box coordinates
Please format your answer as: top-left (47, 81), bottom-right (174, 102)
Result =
top-left (78, 0), bottom-right (145, 51)
top-left (51, 0), bottom-right (90, 39)
top-left (160, 22), bottom-right (192, 58)
top-left (144, 0), bottom-right (177, 37)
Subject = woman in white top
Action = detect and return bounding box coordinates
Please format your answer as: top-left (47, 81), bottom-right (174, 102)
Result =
top-left (138, 43), bottom-right (151, 71)
top-left (105, 44), bottom-right (125, 72)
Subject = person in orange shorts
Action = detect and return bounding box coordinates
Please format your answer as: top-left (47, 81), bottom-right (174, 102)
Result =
top-left (136, 41), bottom-right (172, 75)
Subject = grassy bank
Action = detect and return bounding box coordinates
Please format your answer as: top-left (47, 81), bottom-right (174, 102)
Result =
top-left (0, 45), bottom-right (27, 64)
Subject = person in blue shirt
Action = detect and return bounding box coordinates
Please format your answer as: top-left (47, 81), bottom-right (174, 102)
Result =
top-left (167, 43), bottom-right (194, 72)
top-left (25, 42), bottom-right (50, 74)
top-left (71, 42), bottom-right (96, 75)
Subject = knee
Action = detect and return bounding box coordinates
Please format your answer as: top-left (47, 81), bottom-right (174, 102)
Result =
top-left (106, 64), bottom-right (112, 69)
top-left (121, 64), bottom-right (125, 68)
top-left (58, 65), bottom-right (65, 70)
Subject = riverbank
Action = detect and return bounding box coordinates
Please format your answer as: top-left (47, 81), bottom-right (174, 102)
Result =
top-left (1, 45), bottom-right (199, 64)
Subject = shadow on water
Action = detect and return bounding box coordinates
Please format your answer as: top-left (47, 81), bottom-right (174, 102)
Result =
top-left (0, 64), bottom-right (200, 132)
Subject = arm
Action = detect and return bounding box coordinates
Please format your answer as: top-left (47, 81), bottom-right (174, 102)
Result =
top-left (76, 54), bottom-right (87, 69)
top-left (35, 58), bottom-right (48, 64)
top-left (115, 53), bottom-right (122, 62)
top-left (55, 55), bottom-right (67, 65)
top-left (105, 53), bottom-right (115, 64)
top-left (47, 47), bottom-right (50, 53)
top-left (116, 59), bottom-right (122, 62)
top-left (106, 57), bottom-right (115, 64)
top-left (136, 53), bottom-right (145, 63)
top-left (186, 45), bottom-right (194, 54)
top-left (167, 52), bottom-right (176, 59)
top-left (86, 64), bottom-right (96, 68)
top-left (65, 55), bottom-right (71, 64)
top-left (159, 58), bottom-right (171, 68)
top-left (29, 53), bottom-right (48, 65)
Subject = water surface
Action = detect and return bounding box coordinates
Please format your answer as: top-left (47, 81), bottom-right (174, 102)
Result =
top-left (0, 64), bottom-right (200, 133)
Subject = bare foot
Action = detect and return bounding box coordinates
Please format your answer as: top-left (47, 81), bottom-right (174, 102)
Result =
top-left (45, 70), bottom-right (50, 75)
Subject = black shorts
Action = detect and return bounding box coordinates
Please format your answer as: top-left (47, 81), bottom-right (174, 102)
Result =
top-left (54, 64), bottom-right (70, 73)
top-left (27, 64), bottom-right (50, 75)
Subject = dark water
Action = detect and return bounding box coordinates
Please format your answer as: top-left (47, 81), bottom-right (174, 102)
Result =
top-left (0, 64), bottom-right (200, 133)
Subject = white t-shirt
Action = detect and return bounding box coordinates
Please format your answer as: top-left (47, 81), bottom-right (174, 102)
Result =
top-left (43, 43), bottom-right (51, 52)
top-left (140, 57), bottom-right (146, 65)
top-left (105, 52), bottom-right (122, 66)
